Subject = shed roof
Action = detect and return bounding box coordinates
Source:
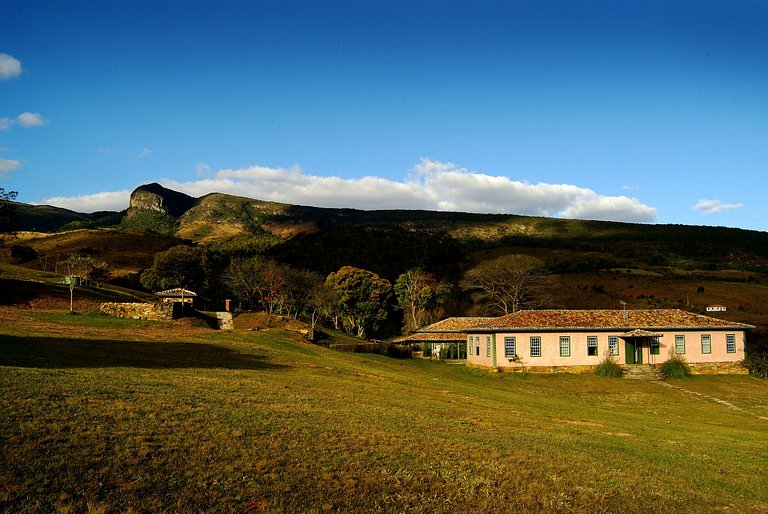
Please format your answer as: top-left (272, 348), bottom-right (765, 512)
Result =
top-left (154, 288), bottom-right (198, 298)
top-left (469, 309), bottom-right (754, 332)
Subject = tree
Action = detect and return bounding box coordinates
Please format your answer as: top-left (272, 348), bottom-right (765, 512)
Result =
top-left (223, 256), bottom-right (293, 313)
top-left (140, 245), bottom-right (207, 293)
top-left (282, 268), bottom-right (323, 320)
top-left (88, 260), bottom-right (111, 286)
top-left (62, 255), bottom-right (94, 312)
top-left (224, 256), bottom-right (269, 310)
top-left (395, 268), bottom-right (452, 332)
top-left (309, 280), bottom-right (341, 331)
top-left (0, 188), bottom-right (18, 233)
top-left (325, 266), bottom-right (394, 338)
top-left (462, 254), bottom-right (546, 315)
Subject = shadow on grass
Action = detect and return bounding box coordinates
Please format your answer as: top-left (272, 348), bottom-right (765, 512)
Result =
top-left (0, 335), bottom-right (286, 370)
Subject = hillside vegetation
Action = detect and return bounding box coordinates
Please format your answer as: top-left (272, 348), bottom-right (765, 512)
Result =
top-left (1, 309), bottom-right (767, 512)
top-left (5, 183), bottom-right (768, 336)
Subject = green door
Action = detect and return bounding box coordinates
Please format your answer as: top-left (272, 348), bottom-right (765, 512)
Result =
top-left (625, 340), bottom-right (643, 364)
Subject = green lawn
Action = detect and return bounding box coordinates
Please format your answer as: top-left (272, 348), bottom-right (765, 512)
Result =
top-left (1, 309), bottom-right (767, 513)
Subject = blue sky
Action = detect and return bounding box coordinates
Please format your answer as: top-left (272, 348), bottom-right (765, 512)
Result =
top-left (1, 1), bottom-right (766, 230)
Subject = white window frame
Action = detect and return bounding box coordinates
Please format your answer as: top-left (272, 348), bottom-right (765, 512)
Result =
top-left (675, 335), bottom-right (685, 354)
top-left (587, 336), bottom-right (598, 356)
top-left (559, 336), bottom-right (570, 357)
top-left (726, 334), bottom-right (736, 353)
top-left (486, 336), bottom-right (491, 358)
top-left (530, 336), bottom-right (541, 358)
top-left (608, 336), bottom-right (619, 356)
top-left (504, 337), bottom-right (516, 358)
top-left (701, 334), bottom-right (711, 354)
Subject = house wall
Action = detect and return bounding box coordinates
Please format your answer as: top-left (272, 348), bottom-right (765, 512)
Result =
top-left (467, 329), bottom-right (746, 372)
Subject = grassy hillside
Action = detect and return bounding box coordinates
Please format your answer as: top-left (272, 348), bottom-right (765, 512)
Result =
top-left (1, 309), bottom-right (767, 512)
top-left (13, 202), bottom-right (123, 232)
top-left (0, 229), bottom-right (188, 277)
top-left (4, 185), bottom-right (767, 333)
top-left (0, 261), bottom-right (157, 309)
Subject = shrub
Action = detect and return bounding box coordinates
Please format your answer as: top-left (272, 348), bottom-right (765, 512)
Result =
top-left (595, 357), bottom-right (623, 378)
top-left (661, 355), bottom-right (692, 379)
top-left (10, 244), bottom-right (37, 263)
top-left (743, 352), bottom-right (768, 378)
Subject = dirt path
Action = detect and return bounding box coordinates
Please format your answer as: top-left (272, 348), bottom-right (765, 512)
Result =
top-left (656, 380), bottom-right (768, 422)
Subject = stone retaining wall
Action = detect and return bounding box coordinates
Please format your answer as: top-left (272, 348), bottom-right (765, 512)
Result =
top-left (468, 361), bottom-right (748, 375)
top-left (467, 362), bottom-right (597, 374)
top-left (99, 302), bottom-right (174, 321)
top-left (688, 361), bottom-right (748, 375)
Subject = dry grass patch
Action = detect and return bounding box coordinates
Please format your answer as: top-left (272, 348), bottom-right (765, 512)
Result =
top-left (1, 309), bottom-right (767, 512)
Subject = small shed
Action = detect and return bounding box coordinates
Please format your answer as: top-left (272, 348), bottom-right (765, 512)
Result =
top-left (154, 288), bottom-right (204, 318)
top-left (706, 304), bottom-right (727, 312)
top-left (154, 288), bottom-right (198, 304)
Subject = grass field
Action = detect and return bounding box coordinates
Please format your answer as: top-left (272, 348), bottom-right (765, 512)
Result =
top-left (1, 308), bottom-right (768, 513)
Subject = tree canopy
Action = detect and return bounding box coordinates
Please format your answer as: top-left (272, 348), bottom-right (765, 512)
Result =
top-left (461, 254), bottom-right (546, 315)
top-left (140, 245), bottom-right (207, 293)
top-left (395, 268), bottom-right (452, 332)
top-left (325, 266), bottom-right (394, 338)
top-left (0, 188), bottom-right (18, 233)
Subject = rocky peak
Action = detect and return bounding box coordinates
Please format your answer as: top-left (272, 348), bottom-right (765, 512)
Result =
top-left (128, 183), bottom-right (197, 218)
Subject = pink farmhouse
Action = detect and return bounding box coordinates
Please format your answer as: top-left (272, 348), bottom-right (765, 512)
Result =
top-left (466, 309), bottom-right (753, 374)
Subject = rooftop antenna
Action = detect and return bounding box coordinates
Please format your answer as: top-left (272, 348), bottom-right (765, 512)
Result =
top-left (620, 300), bottom-right (628, 322)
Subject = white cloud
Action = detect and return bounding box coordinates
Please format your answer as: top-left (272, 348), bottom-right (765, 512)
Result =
top-left (39, 159), bottom-right (658, 222)
top-left (195, 162), bottom-right (212, 177)
top-left (38, 190), bottom-right (132, 213)
top-left (0, 53), bottom-right (22, 80)
top-left (16, 112), bottom-right (47, 127)
top-left (157, 158), bottom-right (656, 223)
top-left (693, 199), bottom-right (744, 215)
top-left (137, 147), bottom-right (152, 158)
top-left (0, 112), bottom-right (48, 130)
top-left (0, 156), bottom-right (23, 175)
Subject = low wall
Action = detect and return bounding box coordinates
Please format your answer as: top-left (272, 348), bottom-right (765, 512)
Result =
top-left (467, 362), bottom-right (597, 374)
top-left (468, 361), bottom-right (748, 375)
top-left (688, 361), bottom-right (748, 375)
top-left (99, 302), bottom-right (174, 321)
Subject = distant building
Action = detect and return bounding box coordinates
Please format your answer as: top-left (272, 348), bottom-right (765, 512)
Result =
top-left (706, 305), bottom-right (727, 312)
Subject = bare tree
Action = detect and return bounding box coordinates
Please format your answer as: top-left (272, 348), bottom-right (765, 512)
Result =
top-left (62, 255), bottom-right (94, 312)
top-left (462, 254), bottom-right (546, 315)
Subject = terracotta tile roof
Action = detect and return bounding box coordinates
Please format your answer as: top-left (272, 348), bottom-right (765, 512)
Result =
top-left (392, 317), bottom-right (495, 343)
top-left (419, 317), bottom-right (496, 332)
top-left (392, 332), bottom-right (468, 343)
top-left (469, 309), bottom-right (754, 332)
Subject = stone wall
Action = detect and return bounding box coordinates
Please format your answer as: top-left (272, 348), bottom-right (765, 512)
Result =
top-left (99, 302), bottom-right (174, 321)
top-left (688, 361), bottom-right (748, 375)
top-left (468, 361), bottom-right (748, 375)
top-left (467, 362), bottom-right (598, 374)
